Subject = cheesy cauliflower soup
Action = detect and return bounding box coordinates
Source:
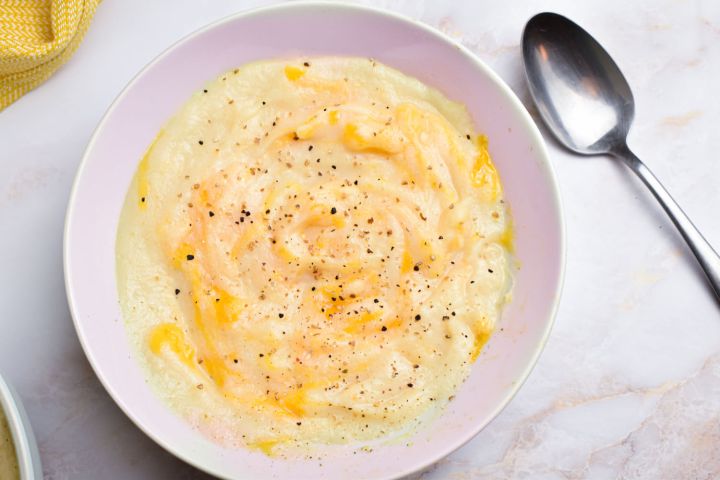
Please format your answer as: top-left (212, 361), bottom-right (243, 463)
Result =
top-left (117, 57), bottom-right (513, 455)
top-left (0, 406), bottom-right (19, 480)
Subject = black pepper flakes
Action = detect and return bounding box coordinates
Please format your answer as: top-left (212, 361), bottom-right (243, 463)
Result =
top-left (198, 140), bottom-right (204, 145)
top-left (208, 211), bottom-right (215, 217)
top-left (414, 314), bottom-right (421, 321)
top-left (186, 254), bottom-right (195, 261)
top-left (381, 326), bottom-right (387, 332)
top-left (175, 289), bottom-right (180, 295)
top-left (330, 207), bottom-right (337, 215)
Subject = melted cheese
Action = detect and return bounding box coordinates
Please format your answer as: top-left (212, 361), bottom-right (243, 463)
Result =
top-left (284, 65), bottom-right (306, 81)
top-left (117, 57), bottom-right (513, 455)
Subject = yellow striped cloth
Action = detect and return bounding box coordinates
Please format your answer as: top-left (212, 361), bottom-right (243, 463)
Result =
top-left (0, 0), bottom-right (100, 111)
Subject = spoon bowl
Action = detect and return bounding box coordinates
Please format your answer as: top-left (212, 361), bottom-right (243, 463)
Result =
top-left (522, 12), bottom-right (634, 155)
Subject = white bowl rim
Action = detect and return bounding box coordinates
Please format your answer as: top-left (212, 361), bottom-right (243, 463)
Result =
top-left (63, 2), bottom-right (566, 478)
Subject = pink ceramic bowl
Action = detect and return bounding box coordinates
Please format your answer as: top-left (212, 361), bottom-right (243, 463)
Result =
top-left (64, 3), bottom-right (564, 479)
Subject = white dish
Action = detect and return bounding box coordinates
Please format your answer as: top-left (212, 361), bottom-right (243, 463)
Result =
top-left (64, 3), bottom-right (565, 478)
top-left (0, 374), bottom-right (42, 479)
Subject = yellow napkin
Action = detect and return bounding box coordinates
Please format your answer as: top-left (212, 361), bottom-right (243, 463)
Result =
top-left (0, 0), bottom-right (99, 111)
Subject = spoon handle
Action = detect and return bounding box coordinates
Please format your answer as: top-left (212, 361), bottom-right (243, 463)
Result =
top-left (614, 144), bottom-right (720, 300)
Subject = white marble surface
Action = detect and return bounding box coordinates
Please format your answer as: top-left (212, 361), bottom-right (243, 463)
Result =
top-left (1, 0), bottom-right (719, 478)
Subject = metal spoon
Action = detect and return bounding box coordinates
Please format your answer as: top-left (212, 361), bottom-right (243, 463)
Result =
top-left (522, 12), bottom-right (720, 300)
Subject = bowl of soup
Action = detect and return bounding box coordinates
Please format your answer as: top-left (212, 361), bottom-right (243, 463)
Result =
top-left (64, 3), bottom-right (564, 478)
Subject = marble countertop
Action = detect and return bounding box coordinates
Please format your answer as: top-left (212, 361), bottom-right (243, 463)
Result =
top-left (1, 0), bottom-right (719, 478)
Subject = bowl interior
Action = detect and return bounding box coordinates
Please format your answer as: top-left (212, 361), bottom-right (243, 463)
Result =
top-left (65, 3), bottom-right (564, 479)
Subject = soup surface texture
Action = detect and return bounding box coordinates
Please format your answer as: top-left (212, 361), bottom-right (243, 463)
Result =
top-left (0, 406), bottom-right (19, 480)
top-left (117, 57), bottom-right (513, 454)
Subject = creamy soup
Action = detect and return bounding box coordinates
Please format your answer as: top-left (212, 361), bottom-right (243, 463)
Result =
top-left (117, 57), bottom-right (513, 455)
top-left (0, 405), bottom-right (19, 480)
